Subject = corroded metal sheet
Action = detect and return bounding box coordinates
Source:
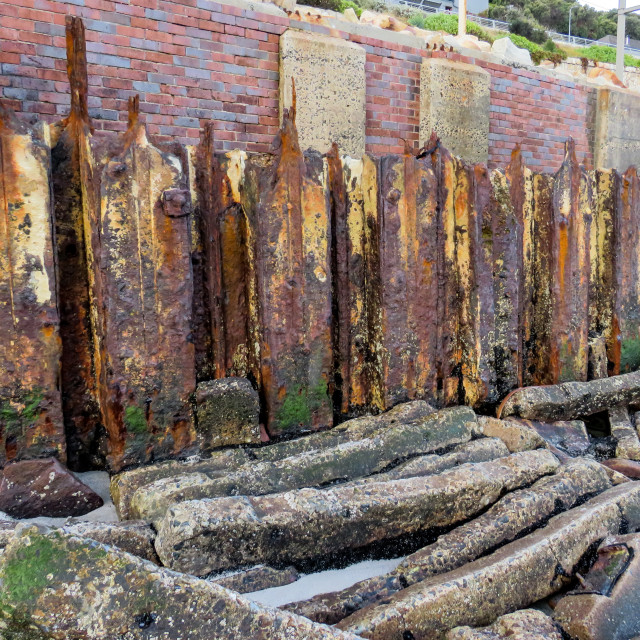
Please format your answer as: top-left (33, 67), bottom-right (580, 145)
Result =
top-left (550, 140), bottom-right (592, 383)
top-left (378, 148), bottom-right (440, 407)
top-left (0, 107), bottom-right (64, 465)
top-left (87, 100), bottom-right (196, 471)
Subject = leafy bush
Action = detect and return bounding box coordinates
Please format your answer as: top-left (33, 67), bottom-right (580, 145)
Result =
top-left (341, 0), bottom-right (362, 16)
top-left (408, 12), bottom-right (494, 43)
top-left (578, 44), bottom-right (640, 68)
top-left (301, 0), bottom-right (363, 14)
top-left (509, 15), bottom-right (547, 44)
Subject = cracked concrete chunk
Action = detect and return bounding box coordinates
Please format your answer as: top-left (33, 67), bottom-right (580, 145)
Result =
top-left (610, 405), bottom-right (640, 460)
top-left (155, 450), bottom-right (559, 576)
top-left (477, 416), bottom-right (547, 452)
top-left (337, 482), bottom-right (640, 639)
top-left (210, 565), bottom-right (299, 594)
top-left (419, 58), bottom-right (490, 163)
top-left (0, 526), bottom-right (359, 640)
top-left (554, 533), bottom-right (640, 640)
top-left (195, 377), bottom-right (260, 450)
top-left (280, 30), bottom-right (365, 157)
top-left (447, 609), bottom-right (563, 639)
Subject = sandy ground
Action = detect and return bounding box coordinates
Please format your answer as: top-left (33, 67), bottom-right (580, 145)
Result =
top-left (244, 557), bottom-right (403, 607)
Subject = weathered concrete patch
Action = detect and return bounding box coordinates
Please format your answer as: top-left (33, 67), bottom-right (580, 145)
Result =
top-left (554, 533), bottom-right (640, 640)
top-left (419, 58), bottom-right (490, 164)
top-left (337, 482), bottom-right (640, 639)
top-left (210, 565), bottom-right (300, 594)
top-left (447, 609), bottom-right (563, 639)
top-left (286, 458), bottom-right (609, 624)
top-left (280, 30), bottom-right (365, 157)
top-left (195, 377), bottom-right (260, 450)
top-left (155, 450), bottom-right (559, 576)
top-left (0, 526), bottom-right (359, 639)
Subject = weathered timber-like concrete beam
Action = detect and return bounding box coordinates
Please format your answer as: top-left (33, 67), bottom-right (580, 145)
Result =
top-left (0, 105), bottom-right (64, 466)
top-left (0, 526), bottom-right (360, 640)
top-left (129, 409), bottom-right (476, 524)
top-left (337, 482), bottom-right (640, 639)
top-left (154, 449), bottom-right (559, 576)
top-left (610, 404), bottom-right (640, 460)
top-left (498, 369), bottom-right (640, 421)
top-left (285, 458), bottom-right (609, 624)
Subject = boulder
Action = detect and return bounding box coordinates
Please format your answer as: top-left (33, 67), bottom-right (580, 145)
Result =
top-left (342, 7), bottom-right (358, 22)
top-left (602, 458), bottom-right (640, 479)
top-left (511, 419), bottom-right (591, 456)
top-left (286, 458), bottom-right (610, 624)
top-left (155, 450), bottom-right (559, 576)
top-left (359, 10), bottom-right (408, 32)
top-left (477, 416), bottom-right (546, 452)
top-left (498, 370), bottom-right (640, 422)
top-left (210, 565), bottom-right (300, 593)
top-left (0, 526), bottom-right (358, 640)
top-left (195, 377), bottom-right (260, 450)
top-left (447, 609), bottom-right (563, 639)
top-left (0, 457), bottom-right (103, 518)
top-left (610, 405), bottom-right (640, 460)
top-left (337, 483), bottom-right (640, 639)
top-left (130, 407), bottom-right (476, 524)
top-left (491, 37), bottom-right (533, 66)
top-left (554, 533), bottom-right (640, 640)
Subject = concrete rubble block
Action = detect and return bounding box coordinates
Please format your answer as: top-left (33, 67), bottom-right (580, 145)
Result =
top-left (85, 100), bottom-right (196, 471)
top-left (279, 30), bottom-right (366, 157)
top-left (419, 58), bottom-right (490, 164)
top-left (594, 88), bottom-right (640, 172)
top-left (602, 457), bottom-right (640, 479)
top-left (210, 565), bottom-right (300, 594)
top-left (0, 106), bottom-right (64, 467)
top-left (110, 448), bottom-right (250, 520)
top-left (510, 418), bottom-right (591, 456)
top-left (498, 369), bottom-right (640, 421)
top-left (554, 533), bottom-right (640, 640)
top-left (337, 482), bottom-right (640, 639)
top-left (129, 408), bottom-right (477, 524)
top-left (477, 416), bottom-right (547, 452)
top-left (111, 400), bottom-right (438, 519)
top-left (609, 405), bottom-right (640, 460)
top-left (155, 449), bottom-right (560, 576)
top-left (286, 458), bottom-right (610, 624)
top-left (195, 377), bottom-right (260, 451)
top-left (0, 457), bottom-right (103, 519)
top-left (447, 609), bottom-right (563, 639)
top-left (0, 526), bottom-right (360, 640)
top-left (491, 37), bottom-right (533, 66)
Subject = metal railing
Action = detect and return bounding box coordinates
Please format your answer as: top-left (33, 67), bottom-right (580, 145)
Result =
top-left (393, 0), bottom-right (640, 57)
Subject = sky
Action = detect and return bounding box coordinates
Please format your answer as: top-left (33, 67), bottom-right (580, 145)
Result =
top-left (581, 0), bottom-right (627, 11)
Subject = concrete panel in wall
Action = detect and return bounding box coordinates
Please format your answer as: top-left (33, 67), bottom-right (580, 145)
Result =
top-left (594, 87), bottom-right (640, 171)
top-left (420, 58), bottom-right (490, 164)
top-left (280, 29), bottom-right (366, 158)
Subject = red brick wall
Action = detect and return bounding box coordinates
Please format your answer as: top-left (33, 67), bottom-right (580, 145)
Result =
top-left (0, 0), bottom-right (594, 170)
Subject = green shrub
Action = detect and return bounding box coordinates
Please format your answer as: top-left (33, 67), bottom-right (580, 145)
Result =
top-left (407, 12), bottom-right (493, 43)
top-left (579, 44), bottom-right (640, 68)
top-left (340, 0), bottom-right (362, 15)
top-left (496, 34), bottom-right (567, 65)
top-left (509, 15), bottom-right (547, 44)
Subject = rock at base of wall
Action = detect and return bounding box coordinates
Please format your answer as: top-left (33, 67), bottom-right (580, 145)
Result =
top-left (195, 377), bottom-right (260, 450)
top-left (0, 526), bottom-right (359, 640)
top-left (0, 458), bottom-right (103, 518)
top-left (447, 609), bottom-right (563, 639)
top-left (491, 37), bottom-right (533, 66)
top-left (155, 450), bottom-right (559, 576)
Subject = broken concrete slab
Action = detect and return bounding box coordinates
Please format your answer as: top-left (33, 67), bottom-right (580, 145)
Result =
top-left (554, 533), bottom-right (640, 640)
top-left (447, 609), bottom-right (563, 639)
top-left (610, 405), bottom-right (640, 460)
top-left (0, 525), bottom-right (360, 640)
top-left (286, 458), bottom-right (610, 624)
top-left (498, 370), bottom-right (640, 422)
top-left (210, 565), bottom-right (300, 594)
top-left (130, 408), bottom-right (476, 524)
top-left (337, 482), bottom-right (640, 639)
top-left (0, 458), bottom-right (103, 518)
top-left (155, 450), bottom-right (559, 576)
top-left (195, 377), bottom-right (260, 451)
top-left (476, 416), bottom-right (547, 452)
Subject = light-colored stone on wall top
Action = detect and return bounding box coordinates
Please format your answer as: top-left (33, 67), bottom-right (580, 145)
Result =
top-left (280, 29), bottom-right (366, 158)
top-left (420, 57), bottom-right (490, 164)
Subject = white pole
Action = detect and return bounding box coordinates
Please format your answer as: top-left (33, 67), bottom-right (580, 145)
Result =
top-left (568, 5), bottom-right (574, 40)
top-left (617, 0), bottom-right (626, 83)
top-left (458, 0), bottom-right (467, 37)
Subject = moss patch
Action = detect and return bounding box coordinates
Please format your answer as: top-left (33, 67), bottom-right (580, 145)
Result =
top-left (275, 380), bottom-right (330, 432)
top-left (124, 405), bottom-right (147, 435)
top-left (0, 389), bottom-right (44, 438)
top-left (620, 337), bottom-right (640, 373)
